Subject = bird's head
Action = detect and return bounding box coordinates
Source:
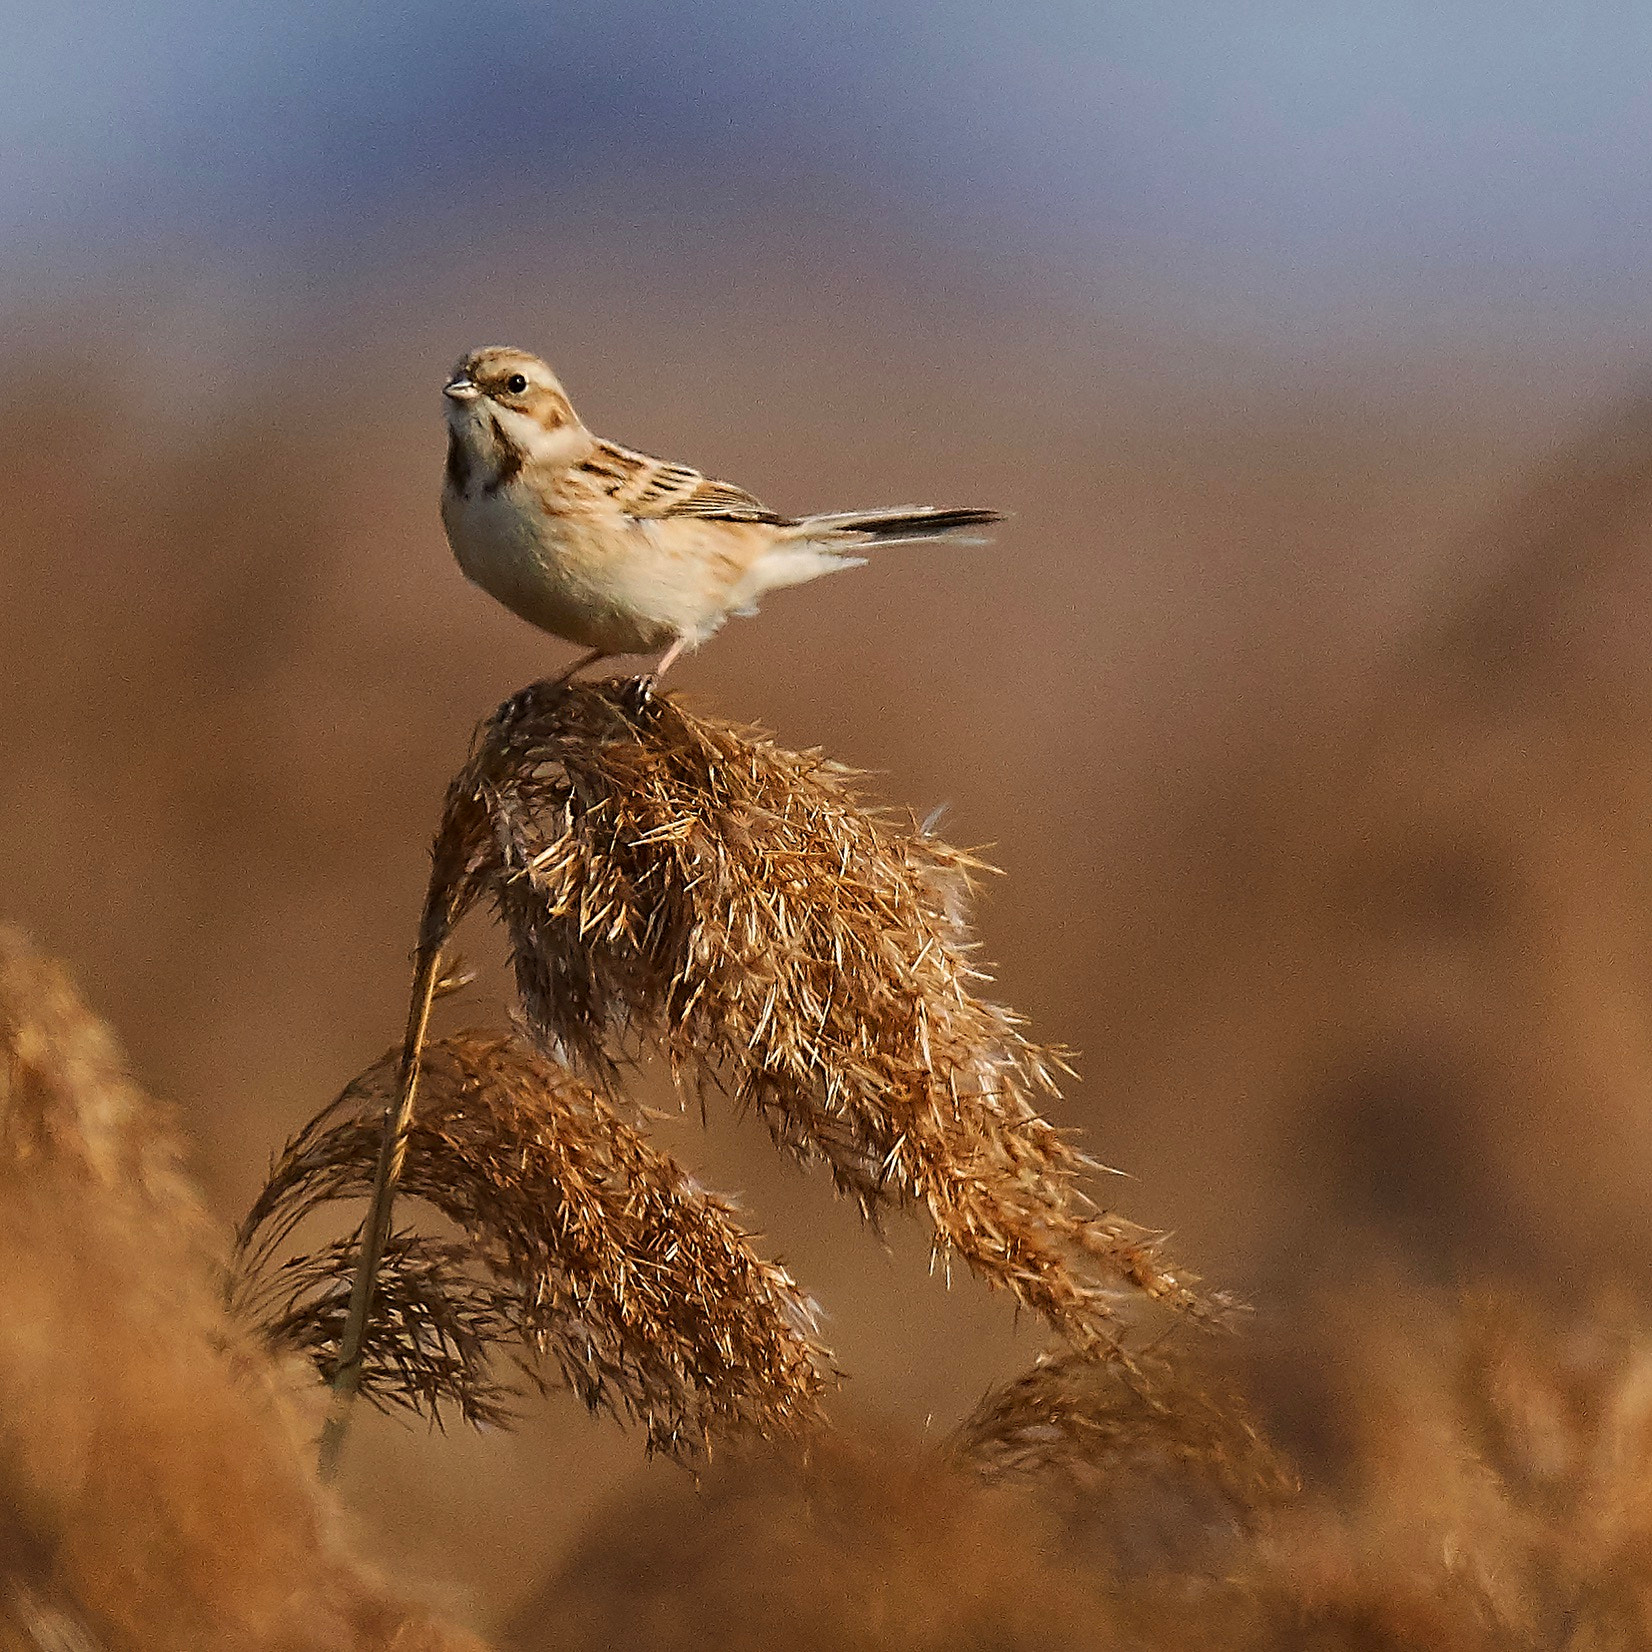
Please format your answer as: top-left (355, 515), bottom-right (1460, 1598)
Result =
top-left (443, 347), bottom-right (584, 471)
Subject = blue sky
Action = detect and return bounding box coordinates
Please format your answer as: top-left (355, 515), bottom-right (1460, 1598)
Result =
top-left (8, 3), bottom-right (1652, 325)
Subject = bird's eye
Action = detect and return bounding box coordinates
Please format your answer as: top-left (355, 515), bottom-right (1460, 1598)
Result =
top-left (505, 373), bottom-right (529, 394)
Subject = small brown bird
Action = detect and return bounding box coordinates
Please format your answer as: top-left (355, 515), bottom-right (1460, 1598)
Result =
top-left (439, 346), bottom-right (1003, 680)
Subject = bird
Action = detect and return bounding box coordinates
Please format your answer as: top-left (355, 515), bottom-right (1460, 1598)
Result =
top-left (439, 346), bottom-right (1004, 682)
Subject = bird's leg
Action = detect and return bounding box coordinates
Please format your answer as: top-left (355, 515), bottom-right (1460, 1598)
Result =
top-left (650, 636), bottom-right (690, 682)
top-left (548, 648), bottom-right (609, 688)
top-left (624, 635), bottom-right (689, 714)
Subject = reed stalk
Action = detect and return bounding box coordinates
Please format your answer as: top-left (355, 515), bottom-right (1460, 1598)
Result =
top-left (316, 891), bottom-right (446, 1479)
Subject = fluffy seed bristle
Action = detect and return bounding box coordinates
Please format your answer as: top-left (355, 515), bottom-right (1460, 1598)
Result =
top-left (952, 1344), bottom-right (1296, 1572)
top-left (236, 1028), bottom-right (832, 1455)
top-left (425, 680), bottom-right (1217, 1353)
top-left (0, 928), bottom-right (486, 1651)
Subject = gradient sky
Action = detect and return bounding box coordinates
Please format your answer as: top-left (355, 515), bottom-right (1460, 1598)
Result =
top-left (8, 3), bottom-right (1652, 327)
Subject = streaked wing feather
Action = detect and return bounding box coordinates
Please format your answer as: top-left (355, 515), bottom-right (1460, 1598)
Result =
top-left (580, 439), bottom-right (790, 523)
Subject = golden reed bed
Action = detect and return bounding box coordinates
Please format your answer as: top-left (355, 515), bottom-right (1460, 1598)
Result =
top-left (11, 659), bottom-right (1652, 1648)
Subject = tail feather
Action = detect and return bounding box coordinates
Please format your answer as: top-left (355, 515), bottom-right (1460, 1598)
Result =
top-left (798, 505), bottom-right (1005, 549)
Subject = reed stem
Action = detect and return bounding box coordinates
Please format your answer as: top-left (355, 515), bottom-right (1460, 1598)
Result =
top-left (317, 903), bottom-right (445, 1481)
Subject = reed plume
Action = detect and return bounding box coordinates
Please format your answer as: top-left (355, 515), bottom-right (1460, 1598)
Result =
top-left (952, 1343), bottom-right (1295, 1570)
top-left (442, 681), bottom-right (1209, 1344)
top-left (236, 1029), bottom-right (830, 1451)
top-left (501, 1432), bottom-right (1106, 1652)
top-left (0, 927), bottom-right (484, 1652)
top-left (240, 677), bottom-right (1212, 1472)
top-left (1253, 1284), bottom-right (1652, 1649)
top-left (501, 1286), bottom-right (1652, 1652)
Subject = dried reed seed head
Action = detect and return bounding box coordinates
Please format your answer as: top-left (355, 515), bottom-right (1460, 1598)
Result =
top-left (236, 1030), bottom-right (832, 1456)
top-left (0, 925), bottom-right (201, 1228)
top-left (500, 1431), bottom-right (1112, 1652)
top-left (0, 930), bottom-right (487, 1652)
top-left (954, 1343), bottom-right (1295, 1505)
top-left (423, 680), bottom-right (1215, 1353)
top-left (1451, 1288), bottom-right (1652, 1523)
top-left (242, 1231), bottom-right (523, 1429)
top-left (1189, 1283), bottom-right (1652, 1652)
top-left (500, 1293), bottom-right (1652, 1652)
top-left (951, 1344), bottom-right (1297, 1577)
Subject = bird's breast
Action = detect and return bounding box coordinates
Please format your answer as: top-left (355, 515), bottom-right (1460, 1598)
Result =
top-left (440, 478), bottom-right (682, 654)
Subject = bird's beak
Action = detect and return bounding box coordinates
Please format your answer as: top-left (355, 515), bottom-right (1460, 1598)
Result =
top-left (443, 377), bottom-right (480, 403)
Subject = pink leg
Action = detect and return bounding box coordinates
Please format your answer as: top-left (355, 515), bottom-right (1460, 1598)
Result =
top-left (651, 635), bottom-right (690, 681)
top-left (549, 647), bottom-right (609, 687)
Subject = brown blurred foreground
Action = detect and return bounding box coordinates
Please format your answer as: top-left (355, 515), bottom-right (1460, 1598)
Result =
top-left (12, 924), bottom-right (1652, 1647)
top-left (0, 927), bottom-right (484, 1651)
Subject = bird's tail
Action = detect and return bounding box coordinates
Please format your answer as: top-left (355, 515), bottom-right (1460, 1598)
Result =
top-left (742, 504), bottom-right (1003, 603)
top-left (797, 505), bottom-right (1005, 550)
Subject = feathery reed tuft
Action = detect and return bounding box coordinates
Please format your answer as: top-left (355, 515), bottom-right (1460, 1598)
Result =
top-left (240, 1230), bottom-right (519, 1429)
top-left (423, 680), bottom-right (1210, 1351)
top-left (252, 676), bottom-right (1212, 1473)
top-left (237, 1029), bottom-right (831, 1454)
top-left (0, 927), bottom-right (486, 1652)
top-left (955, 1343), bottom-right (1294, 1510)
top-left (501, 1432), bottom-right (1106, 1652)
top-left (952, 1344), bottom-right (1296, 1577)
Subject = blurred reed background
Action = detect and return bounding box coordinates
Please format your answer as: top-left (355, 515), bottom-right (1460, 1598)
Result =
top-left (9, 3), bottom-right (1652, 1640)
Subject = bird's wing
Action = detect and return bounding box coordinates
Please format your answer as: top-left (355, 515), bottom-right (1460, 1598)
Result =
top-left (578, 439), bottom-right (791, 523)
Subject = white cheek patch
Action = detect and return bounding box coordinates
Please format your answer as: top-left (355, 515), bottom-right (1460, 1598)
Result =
top-left (491, 403), bottom-right (585, 465)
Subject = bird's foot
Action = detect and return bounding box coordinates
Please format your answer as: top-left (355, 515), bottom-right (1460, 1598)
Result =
top-left (619, 674), bottom-right (658, 718)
